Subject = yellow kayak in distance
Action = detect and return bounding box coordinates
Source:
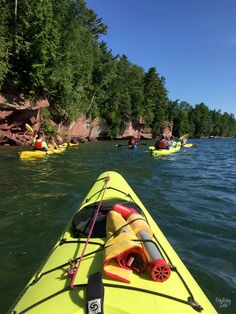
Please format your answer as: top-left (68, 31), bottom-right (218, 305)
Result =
top-left (149, 144), bottom-right (181, 157)
top-left (182, 143), bottom-right (197, 148)
top-left (62, 142), bottom-right (79, 148)
top-left (9, 171), bottom-right (217, 314)
top-left (18, 147), bottom-right (66, 159)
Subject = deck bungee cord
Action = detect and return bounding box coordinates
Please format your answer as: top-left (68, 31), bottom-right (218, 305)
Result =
top-left (84, 179), bottom-right (203, 310)
top-left (16, 281), bottom-right (203, 314)
top-left (26, 234), bottom-right (202, 312)
top-left (84, 181), bottom-right (203, 309)
top-left (29, 241), bottom-right (106, 285)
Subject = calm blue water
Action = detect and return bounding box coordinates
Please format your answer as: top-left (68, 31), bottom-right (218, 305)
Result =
top-left (0, 139), bottom-right (235, 313)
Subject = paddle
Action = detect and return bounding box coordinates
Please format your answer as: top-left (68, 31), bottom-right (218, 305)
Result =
top-left (25, 124), bottom-right (52, 153)
top-left (179, 133), bottom-right (189, 140)
top-left (116, 143), bottom-right (147, 148)
top-left (25, 123), bottom-right (34, 133)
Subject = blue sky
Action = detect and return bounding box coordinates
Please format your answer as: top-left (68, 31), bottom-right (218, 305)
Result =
top-left (86, 0), bottom-right (236, 117)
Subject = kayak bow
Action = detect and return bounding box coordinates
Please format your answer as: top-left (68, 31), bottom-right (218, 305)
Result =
top-left (9, 171), bottom-right (217, 314)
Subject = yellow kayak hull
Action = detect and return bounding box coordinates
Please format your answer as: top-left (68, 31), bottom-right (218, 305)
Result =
top-left (9, 171), bottom-right (217, 314)
top-left (182, 143), bottom-right (197, 148)
top-left (62, 142), bottom-right (79, 148)
top-left (18, 147), bottom-right (66, 159)
top-left (149, 145), bottom-right (181, 157)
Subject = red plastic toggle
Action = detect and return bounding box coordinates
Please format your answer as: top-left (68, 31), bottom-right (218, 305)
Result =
top-left (150, 259), bottom-right (171, 282)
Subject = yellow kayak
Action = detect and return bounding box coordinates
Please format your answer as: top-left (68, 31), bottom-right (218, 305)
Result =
top-left (182, 143), bottom-right (197, 148)
top-left (18, 147), bottom-right (66, 159)
top-left (149, 144), bottom-right (181, 157)
top-left (62, 142), bottom-right (79, 148)
top-left (9, 171), bottom-right (217, 314)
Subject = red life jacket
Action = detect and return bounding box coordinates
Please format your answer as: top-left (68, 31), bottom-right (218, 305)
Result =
top-left (35, 140), bottom-right (43, 149)
top-left (128, 139), bottom-right (135, 146)
top-left (159, 140), bottom-right (166, 149)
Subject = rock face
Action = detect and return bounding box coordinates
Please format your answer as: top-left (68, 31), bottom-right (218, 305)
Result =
top-left (58, 115), bottom-right (110, 141)
top-left (59, 117), bottom-right (172, 141)
top-left (0, 93), bottom-right (49, 146)
top-left (0, 92), bottom-right (173, 146)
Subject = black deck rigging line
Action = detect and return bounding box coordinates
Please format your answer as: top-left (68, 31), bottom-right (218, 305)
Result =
top-left (90, 186), bottom-right (200, 308)
top-left (16, 285), bottom-right (85, 314)
top-left (17, 282), bottom-right (203, 314)
top-left (103, 283), bottom-right (203, 312)
top-left (18, 183), bottom-right (202, 313)
top-left (31, 236), bottom-right (173, 287)
top-left (107, 189), bottom-right (198, 304)
top-left (29, 242), bottom-right (107, 286)
top-left (59, 238), bottom-right (104, 246)
top-left (85, 186), bottom-right (131, 203)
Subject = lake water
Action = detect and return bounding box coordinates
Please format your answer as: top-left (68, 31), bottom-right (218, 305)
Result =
top-left (0, 138), bottom-right (235, 313)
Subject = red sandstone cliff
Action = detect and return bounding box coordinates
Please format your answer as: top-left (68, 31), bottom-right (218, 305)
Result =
top-left (0, 92), bottom-right (173, 146)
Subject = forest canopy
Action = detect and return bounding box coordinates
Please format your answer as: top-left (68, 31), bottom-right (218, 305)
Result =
top-left (0, 0), bottom-right (235, 137)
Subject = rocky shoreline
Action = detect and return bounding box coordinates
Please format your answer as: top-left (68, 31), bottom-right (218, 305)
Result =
top-left (0, 93), bottom-right (173, 146)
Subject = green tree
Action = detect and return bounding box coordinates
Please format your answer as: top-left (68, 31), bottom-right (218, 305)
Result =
top-left (87, 41), bottom-right (117, 119)
top-left (211, 110), bottom-right (222, 136)
top-left (0, 0), bottom-right (11, 86)
top-left (193, 103), bottom-right (212, 137)
top-left (6, 0), bottom-right (60, 95)
top-left (48, 0), bottom-right (107, 122)
top-left (101, 55), bottom-right (133, 135)
top-left (172, 101), bottom-right (194, 137)
top-left (143, 67), bottom-right (169, 131)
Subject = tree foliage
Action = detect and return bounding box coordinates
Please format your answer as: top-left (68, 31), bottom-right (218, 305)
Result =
top-left (0, 0), bottom-right (12, 86)
top-left (172, 102), bottom-right (236, 137)
top-left (0, 0), bottom-right (235, 136)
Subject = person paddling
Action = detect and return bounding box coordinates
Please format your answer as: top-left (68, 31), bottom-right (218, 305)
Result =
top-left (168, 136), bottom-right (177, 147)
top-left (128, 137), bottom-right (136, 148)
top-left (154, 134), bottom-right (169, 150)
top-left (181, 138), bottom-right (188, 146)
top-left (32, 131), bottom-right (48, 151)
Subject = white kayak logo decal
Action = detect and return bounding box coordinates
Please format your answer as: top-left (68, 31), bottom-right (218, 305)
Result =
top-left (88, 298), bottom-right (101, 314)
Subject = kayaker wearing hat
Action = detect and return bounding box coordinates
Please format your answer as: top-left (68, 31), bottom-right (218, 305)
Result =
top-left (32, 131), bottom-right (48, 151)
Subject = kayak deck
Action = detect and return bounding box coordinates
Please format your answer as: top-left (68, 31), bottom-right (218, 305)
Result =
top-left (9, 171), bottom-right (217, 314)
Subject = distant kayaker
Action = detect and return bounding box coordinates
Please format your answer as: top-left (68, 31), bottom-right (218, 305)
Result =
top-left (168, 136), bottom-right (177, 147)
top-left (128, 137), bottom-right (136, 148)
top-left (32, 131), bottom-right (48, 151)
top-left (181, 138), bottom-right (188, 146)
top-left (155, 134), bottom-right (169, 150)
top-left (71, 137), bottom-right (78, 144)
